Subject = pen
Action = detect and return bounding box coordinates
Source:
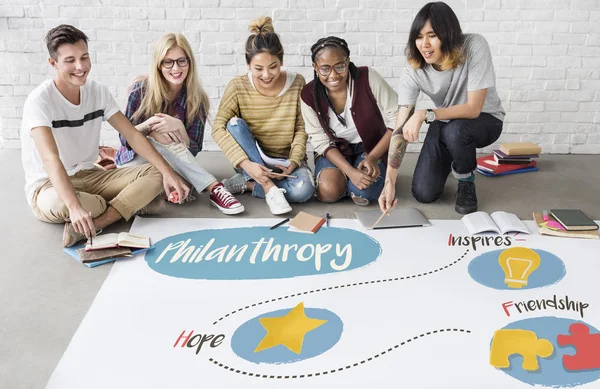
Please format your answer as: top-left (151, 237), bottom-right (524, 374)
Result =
top-left (326, 212), bottom-right (330, 227)
top-left (270, 217), bottom-right (290, 230)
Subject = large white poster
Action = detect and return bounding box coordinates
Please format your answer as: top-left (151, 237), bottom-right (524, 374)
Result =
top-left (45, 217), bottom-right (600, 388)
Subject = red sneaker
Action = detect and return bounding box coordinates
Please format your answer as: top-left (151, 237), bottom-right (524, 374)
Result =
top-left (210, 182), bottom-right (245, 215)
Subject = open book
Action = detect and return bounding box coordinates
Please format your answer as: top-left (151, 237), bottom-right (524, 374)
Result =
top-left (85, 232), bottom-right (150, 251)
top-left (462, 211), bottom-right (530, 235)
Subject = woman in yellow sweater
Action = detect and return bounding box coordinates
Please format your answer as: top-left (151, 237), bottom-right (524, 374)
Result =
top-left (212, 17), bottom-right (315, 215)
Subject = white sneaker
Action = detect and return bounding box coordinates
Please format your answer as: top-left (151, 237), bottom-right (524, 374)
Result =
top-left (265, 186), bottom-right (292, 215)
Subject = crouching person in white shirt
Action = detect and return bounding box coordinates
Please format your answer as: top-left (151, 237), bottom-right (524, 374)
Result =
top-left (20, 24), bottom-right (190, 247)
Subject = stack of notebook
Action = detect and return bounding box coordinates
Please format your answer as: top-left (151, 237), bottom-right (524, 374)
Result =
top-left (533, 209), bottom-right (599, 240)
top-left (63, 232), bottom-right (153, 267)
top-left (477, 142), bottom-right (540, 177)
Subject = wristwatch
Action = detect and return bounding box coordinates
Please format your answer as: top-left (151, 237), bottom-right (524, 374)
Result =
top-left (425, 109), bottom-right (436, 124)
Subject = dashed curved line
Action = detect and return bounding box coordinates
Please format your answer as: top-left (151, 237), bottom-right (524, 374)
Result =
top-left (212, 249), bottom-right (469, 325)
top-left (208, 328), bottom-right (471, 379)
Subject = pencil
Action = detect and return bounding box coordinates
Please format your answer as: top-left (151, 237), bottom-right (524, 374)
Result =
top-left (270, 217), bottom-right (290, 230)
top-left (371, 211), bottom-right (388, 229)
top-left (371, 203), bottom-right (396, 229)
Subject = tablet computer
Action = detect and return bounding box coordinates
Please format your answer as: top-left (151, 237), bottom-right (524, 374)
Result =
top-left (354, 208), bottom-right (431, 230)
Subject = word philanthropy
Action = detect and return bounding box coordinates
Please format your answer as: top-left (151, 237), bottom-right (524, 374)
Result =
top-left (173, 330), bottom-right (226, 355)
top-left (502, 295), bottom-right (589, 318)
top-left (154, 237), bottom-right (353, 272)
top-left (447, 234), bottom-right (512, 251)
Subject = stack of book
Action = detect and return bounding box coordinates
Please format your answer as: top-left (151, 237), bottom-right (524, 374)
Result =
top-left (477, 142), bottom-right (541, 177)
top-left (63, 232), bottom-right (153, 267)
top-left (533, 209), bottom-right (599, 240)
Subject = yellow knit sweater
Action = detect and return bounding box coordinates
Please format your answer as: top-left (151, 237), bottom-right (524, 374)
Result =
top-left (211, 73), bottom-right (308, 168)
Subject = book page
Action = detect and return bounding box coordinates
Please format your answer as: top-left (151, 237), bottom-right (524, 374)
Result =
top-left (461, 212), bottom-right (500, 234)
top-left (118, 233), bottom-right (150, 248)
top-left (86, 233), bottom-right (119, 250)
top-left (491, 211), bottom-right (530, 235)
top-left (256, 141), bottom-right (291, 169)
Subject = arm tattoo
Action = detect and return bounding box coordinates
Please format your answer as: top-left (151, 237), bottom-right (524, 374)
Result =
top-left (388, 106), bottom-right (415, 169)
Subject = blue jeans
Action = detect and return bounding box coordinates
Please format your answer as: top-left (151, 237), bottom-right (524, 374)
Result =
top-left (314, 142), bottom-right (386, 204)
top-left (117, 138), bottom-right (217, 194)
top-left (226, 118), bottom-right (315, 203)
top-left (412, 113), bottom-right (503, 203)
top-left (148, 138), bottom-right (217, 193)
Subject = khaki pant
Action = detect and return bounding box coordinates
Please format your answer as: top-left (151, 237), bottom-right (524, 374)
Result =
top-left (31, 164), bottom-right (164, 223)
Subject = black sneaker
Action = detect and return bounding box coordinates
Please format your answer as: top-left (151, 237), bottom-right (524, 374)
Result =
top-left (455, 180), bottom-right (478, 214)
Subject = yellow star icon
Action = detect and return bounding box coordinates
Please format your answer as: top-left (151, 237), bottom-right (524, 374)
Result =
top-left (254, 302), bottom-right (328, 354)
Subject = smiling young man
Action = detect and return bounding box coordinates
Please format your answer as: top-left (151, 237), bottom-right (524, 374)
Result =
top-left (21, 24), bottom-right (190, 247)
top-left (379, 1), bottom-right (505, 215)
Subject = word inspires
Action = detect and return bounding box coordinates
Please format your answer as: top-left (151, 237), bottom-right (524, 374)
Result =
top-left (173, 330), bottom-right (225, 355)
top-left (155, 238), bottom-right (353, 272)
top-left (502, 295), bottom-right (589, 319)
top-left (447, 234), bottom-right (512, 251)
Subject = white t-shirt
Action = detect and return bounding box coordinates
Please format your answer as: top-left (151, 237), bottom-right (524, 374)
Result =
top-left (327, 76), bottom-right (361, 145)
top-left (20, 79), bottom-right (120, 205)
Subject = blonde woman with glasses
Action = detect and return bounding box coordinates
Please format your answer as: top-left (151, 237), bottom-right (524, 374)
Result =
top-left (115, 33), bottom-right (244, 215)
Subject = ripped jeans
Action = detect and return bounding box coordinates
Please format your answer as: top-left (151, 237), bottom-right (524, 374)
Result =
top-left (117, 138), bottom-right (217, 195)
top-left (314, 142), bottom-right (386, 204)
top-left (226, 118), bottom-right (315, 203)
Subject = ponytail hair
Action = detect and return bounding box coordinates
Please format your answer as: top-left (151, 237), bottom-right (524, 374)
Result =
top-left (245, 16), bottom-right (284, 64)
top-left (309, 36), bottom-right (358, 131)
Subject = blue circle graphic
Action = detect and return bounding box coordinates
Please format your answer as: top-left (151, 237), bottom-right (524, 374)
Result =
top-left (492, 317), bottom-right (600, 387)
top-left (144, 226), bottom-right (381, 280)
top-left (230, 306), bottom-right (343, 364)
top-left (468, 248), bottom-right (566, 290)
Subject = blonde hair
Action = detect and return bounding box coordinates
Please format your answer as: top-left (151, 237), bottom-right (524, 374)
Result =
top-left (407, 45), bottom-right (464, 71)
top-left (244, 16), bottom-right (283, 64)
top-left (249, 16), bottom-right (275, 35)
top-left (131, 33), bottom-right (210, 127)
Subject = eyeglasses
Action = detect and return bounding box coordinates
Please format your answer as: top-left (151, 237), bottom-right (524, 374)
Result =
top-left (317, 61), bottom-right (348, 77)
top-left (161, 58), bottom-right (190, 69)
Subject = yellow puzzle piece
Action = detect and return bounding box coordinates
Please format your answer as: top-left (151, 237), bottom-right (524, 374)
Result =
top-left (490, 329), bottom-right (554, 371)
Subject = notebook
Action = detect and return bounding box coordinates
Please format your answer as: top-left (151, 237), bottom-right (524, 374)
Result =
top-left (354, 208), bottom-right (431, 230)
top-left (499, 142), bottom-right (542, 156)
top-left (287, 211), bottom-right (326, 234)
top-left (550, 209), bottom-right (599, 231)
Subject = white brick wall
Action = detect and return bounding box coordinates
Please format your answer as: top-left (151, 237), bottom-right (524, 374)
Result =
top-left (0, 0), bottom-right (599, 153)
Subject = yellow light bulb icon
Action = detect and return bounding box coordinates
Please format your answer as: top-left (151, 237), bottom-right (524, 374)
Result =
top-left (498, 247), bottom-right (541, 288)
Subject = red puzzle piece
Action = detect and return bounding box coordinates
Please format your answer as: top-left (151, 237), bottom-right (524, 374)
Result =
top-left (557, 323), bottom-right (600, 371)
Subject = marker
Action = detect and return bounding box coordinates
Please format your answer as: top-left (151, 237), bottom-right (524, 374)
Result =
top-left (326, 212), bottom-right (330, 227)
top-left (542, 210), bottom-right (549, 221)
top-left (270, 218), bottom-right (290, 230)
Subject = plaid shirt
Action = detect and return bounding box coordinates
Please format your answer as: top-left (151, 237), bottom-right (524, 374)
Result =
top-left (114, 80), bottom-right (205, 165)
